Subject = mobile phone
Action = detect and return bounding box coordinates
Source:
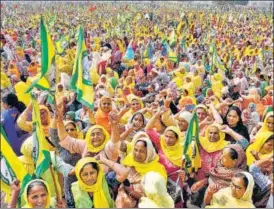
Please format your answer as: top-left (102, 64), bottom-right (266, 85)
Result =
top-left (123, 179), bottom-right (130, 187)
top-left (185, 104), bottom-right (195, 111)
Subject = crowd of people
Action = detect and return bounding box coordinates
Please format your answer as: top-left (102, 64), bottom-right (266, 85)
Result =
top-left (1, 1), bottom-right (273, 208)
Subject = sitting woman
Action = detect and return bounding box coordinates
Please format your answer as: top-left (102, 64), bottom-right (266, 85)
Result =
top-left (138, 171), bottom-right (174, 208)
top-left (191, 144), bottom-right (247, 207)
top-left (118, 132), bottom-right (167, 208)
top-left (146, 125), bottom-right (188, 207)
top-left (223, 106), bottom-right (250, 142)
top-left (71, 157), bottom-right (128, 208)
top-left (8, 179), bottom-right (65, 208)
top-left (204, 172), bottom-right (255, 208)
top-left (94, 96), bottom-right (113, 134)
top-left (246, 134), bottom-right (273, 166)
top-left (56, 108), bottom-right (120, 172)
top-left (120, 112), bottom-right (147, 142)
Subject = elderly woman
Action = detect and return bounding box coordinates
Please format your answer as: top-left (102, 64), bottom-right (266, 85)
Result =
top-left (56, 107), bottom-right (120, 173)
top-left (71, 157), bottom-right (128, 208)
top-left (191, 144), bottom-right (247, 207)
top-left (94, 96), bottom-right (113, 133)
top-left (17, 102), bottom-right (55, 151)
top-left (204, 172), bottom-right (255, 208)
top-left (117, 132), bottom-right (167, 208)
top-left (8, 179), bottom-right (65, 208)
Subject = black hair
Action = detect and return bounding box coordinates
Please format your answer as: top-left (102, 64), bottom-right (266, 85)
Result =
top-left (235, 173), bottom-right (249, 189)
top-left (27, 180), bottom-right (48, 196)
top-left (2, 93), bottom-right (26, 113)
top-left (80, 162), bottom-right (99, 175)
top-left (136, 140), bottom-right (147, 148)
top-left (65, 121), bottom-right (77, 129)
top-left (266, 134), bottom-right (274, 143)
top-left (168, 130), bottom-right (179, 139)
top-left (228, 147), bottom-right (239, 160)
top-left (224, 106), bottom-right (243, 126)
top-left (130, 112), bottom-right (145, 125)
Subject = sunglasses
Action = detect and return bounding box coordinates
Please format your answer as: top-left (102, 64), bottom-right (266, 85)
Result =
top-left (66, 128), bottom-right (76, 132)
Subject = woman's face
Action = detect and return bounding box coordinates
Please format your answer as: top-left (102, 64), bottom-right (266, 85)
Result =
top-left (133, 141), bottom-right (147, 163)
top-left (100, 98), bottom-right (112, 112)
top-left (178, 118), bottom-right (188, 132)
top-left (90, 128), bottom-right (105, 147)
top-left (27, 185), bottom-right (48, 208)
top-left (80, 164), bottom-right (98, 186)
top-left (226, 110), bottom-right (240, 127)
top-left (57, 84), bottom-right (63, 92)
top-left (196, 108), bottom-right (207, 122)
top-left (260, 139), bottom-right (273, 154)
top-left (40, 109), bottom-right (49, 126)
top-left (231, 177), bottom-right (247, 199)
top-left (65, 123), bottom-right (78, 138)
top-left (208, 126), bottom-right (220, 142)
top-left (266, 116), bottom-right (274, 132)
top-left (132, 114), bottom-right (144, 130)
top-left (131, 99), bottom-right (141, 112)
top-left (1, 101), bottom-right (8, 110)
top-left (207, 89), bottom-right (213, 96)
top-left (220, 148), bottom-right (236, 169)
top-left (164, 130), bottom-right (178, 146)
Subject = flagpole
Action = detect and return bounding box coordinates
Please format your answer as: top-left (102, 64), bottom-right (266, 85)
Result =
top-left (49, 164), bottom-right (61, 201)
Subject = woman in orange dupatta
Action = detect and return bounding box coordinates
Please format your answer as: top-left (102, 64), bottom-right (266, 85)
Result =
top-left (95, 96), bottom-right (113, 134)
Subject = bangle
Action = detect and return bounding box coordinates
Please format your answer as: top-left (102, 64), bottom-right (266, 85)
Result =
top-left (129, 191), bottom-right (134, 198)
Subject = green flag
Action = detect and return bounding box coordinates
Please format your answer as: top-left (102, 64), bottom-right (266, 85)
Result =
top-left (70, 26), bottom-right (94, 110)
top-left (183, 112), bottom-right (201, 174)
top-left (31, 95), bottom-right (51, 178)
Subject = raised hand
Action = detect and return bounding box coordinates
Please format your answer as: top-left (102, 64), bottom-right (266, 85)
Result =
top-left (220, 124), bottom-right (232, 134)
top-left (10, 179), bottom-right (20, 194)
top-left (207, 184), bottom-right (222, 195)
top-left (109, 110), bottom-right (120, 125)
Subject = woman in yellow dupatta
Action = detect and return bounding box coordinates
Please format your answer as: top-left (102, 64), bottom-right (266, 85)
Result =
top-left (178, 88), bottom-right (197, 109)
top-left (205, 172), bottom-right (255, 208)
top-left (72, 157), bottom-right (114, 208)
top-left (182, 75), bottom-right (195, 97)
top-left (23, 179), bottom-right (52, 208)
top-left (211, 73), bottom-right (223, 98)
top-left (246, 112), bottom-right (274, 165)
top-left (120, 94), bottom-right (144, 125)
top-left (122, 132), bottom-right (167, 181)
top-left (118, 132), bottom-right (167, 207)
top-left (55, 83), bottom-right (70, 104)
top-left (17, 104), bottom-right (55, 151)
top-left (196, 124), bottom-right (229, 180)
top-left (95, 96), bottom-right (113, 133)
top-left (193, 70), bottom-right (202, 89)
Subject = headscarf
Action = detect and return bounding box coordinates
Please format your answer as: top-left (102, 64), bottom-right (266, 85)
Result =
top-left (211, 73), bottom-right (223, 98)
top-left (246, 132), bottom-right (273, 166)
top-left (75, 157), bottom-right (113, 208)
top-left (200, 124), bottom-right (229, 153)
top-left (178, 111), bottom-right (192, 124)
top-left (95, 96), bottom-right (112, 133)
top-left (18, 136), bottom-right (35, 175)
top-left (138, 172), bottom-right (174, 208)
top-left (207, 172), bottom-right (255, 208)
top-left (209, 144), bottom-right (247, 188)
top-left (247, 88), bottom-right (261, 103)
top-left (39, 105), bottom-right (51, 137)
top-left (202, 79), bottom-right (212, 96)
top-left (55, 83), bottom-right (70, 103)
top-left (23, 179), bottom-right (51, 208)
top-left (160, 126), bottom-right (183, 167)
top-left (122, 132), bottom-right (167, 181)
top-left (85, 125), bottom-right (110, 153)
top-left (257, 111), bottom-right (273, 134)
top-left (65, 111), bottom-right (76, 121)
